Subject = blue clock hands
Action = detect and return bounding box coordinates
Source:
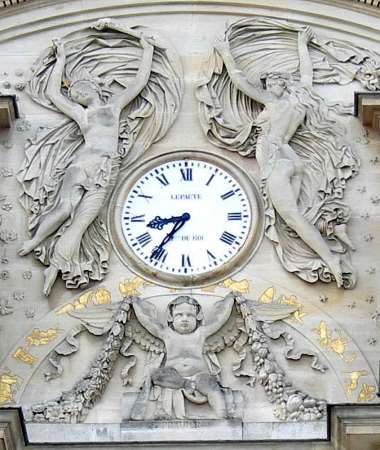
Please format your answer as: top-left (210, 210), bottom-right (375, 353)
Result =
top-left (148, 213), bottom-right (190, 259)
top-left (147, 214), bottom-right (189, 230)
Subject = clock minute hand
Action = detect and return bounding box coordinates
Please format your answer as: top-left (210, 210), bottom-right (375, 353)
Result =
top-left (150, 213), bottom-right (190, 259)
top-left (147, 215), bottom-right (185, 230)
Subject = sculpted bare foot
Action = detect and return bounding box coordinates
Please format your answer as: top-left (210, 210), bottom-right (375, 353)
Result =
top-left (18, 239), bottom-right (38, 256)
top-left (328, 255), bottom-right (343, 288)
top-left (335, 224), bottom-right (356, 251)
top-left (43, 266), bottom-right (58, 296)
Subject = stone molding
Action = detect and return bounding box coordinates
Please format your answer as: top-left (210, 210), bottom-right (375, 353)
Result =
top-left (330, 405), bottom-right (380, 450)
top-left (1, 1), bottom-right (380, 45)
top-left (1, 405), bottom-right (380, 449)
top-left (1, 0), bottom-right (380, 12)
top-left (354, 92), bottom-right (380, 131)
top-left (0, 409), bottom-right (25, 450)
top-left (0, 95), bottom-right (18, 129)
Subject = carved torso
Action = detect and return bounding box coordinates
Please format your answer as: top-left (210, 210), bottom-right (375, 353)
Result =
top-left (164, 328), bottom-right (209, 377)
top-left (79, 104), bottom-right (121, 154)
top-left (255, 95), bottom-right (306, 144)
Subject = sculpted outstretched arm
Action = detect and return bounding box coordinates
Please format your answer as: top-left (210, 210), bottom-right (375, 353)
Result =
top-left (204, 292), bottom-right (235, 336)
top-left (46, 39), bottom-right (83, 123)
top-left (298, 27), bottom-right (314, 88)
top-left (214, 38), bottom-right (269, 105)
top-left (115, 36), bottom-right (154, 110)
top-left (132, 297), bottom-right (164, 338)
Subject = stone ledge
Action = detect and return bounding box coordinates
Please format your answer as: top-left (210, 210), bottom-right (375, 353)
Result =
top-left (24, 419), bottom-right (327, 443)
top-left (354, 91), bottom-right (380, 130)
top-left (0, 95), bottom-right (19, 129)
top-left (2, 405), bottom-right (380, 448)
top-left (0, 408), bottom-right (26, 450)
top-left (331, 405), bottom-right (380, 450)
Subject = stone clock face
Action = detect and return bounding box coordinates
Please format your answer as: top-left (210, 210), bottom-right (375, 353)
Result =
top-left (121, 159), bottom-right (252, 276)
top-left (109, 151), bottom-right (263, 287)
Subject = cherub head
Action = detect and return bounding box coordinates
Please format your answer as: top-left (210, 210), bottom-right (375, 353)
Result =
top-left (260, 72), bottom-right (290, 97)
top-left (167, 296), bottom-right (203, 334)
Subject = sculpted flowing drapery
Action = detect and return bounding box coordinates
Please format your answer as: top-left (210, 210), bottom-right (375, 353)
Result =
top-left (195, 18), bottom-right (372, 288)
top-left (18, 20), bottom-right (183, 294)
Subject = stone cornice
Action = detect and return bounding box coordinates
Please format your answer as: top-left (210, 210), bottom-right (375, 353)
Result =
top-left (0, 0), bottom-right (380, 47)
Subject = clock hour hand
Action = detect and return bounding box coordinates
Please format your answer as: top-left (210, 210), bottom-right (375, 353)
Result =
top-left (147, 214), bottom-right (188, 230)
top-left (150, 213), bottom-right (190, 259)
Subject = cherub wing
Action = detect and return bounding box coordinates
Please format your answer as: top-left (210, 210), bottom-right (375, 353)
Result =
top-left (120, 316), bottom-right (165, 387)
top-left (204, 313), bottom-right (255, 380)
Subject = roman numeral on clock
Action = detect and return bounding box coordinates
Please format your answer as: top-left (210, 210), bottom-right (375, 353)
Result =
top-left (220, 231), bottom-right (237, 245)
top-left (131, 214), bottom-right (145, 223)
top-left (206, 249), bottom-right (217, 265)
top-left (156, 174), bottom-right (169, 186)
top-left (136, 232), bottom-right (152, 247)
top-left (138, 193), bottom-right (153, 199)
top-left (221, 190), bottom-right (235, 200)
top-left (151, 247), bottom-right (168, 263)
top-left (181, 254), bottom-right (191, 267)
top-left (205, 173), bottom-right (215, 186)
top-left (180, 168), bottom-right (193, 181)
top-left (228, 212), bottom-right (242, 221)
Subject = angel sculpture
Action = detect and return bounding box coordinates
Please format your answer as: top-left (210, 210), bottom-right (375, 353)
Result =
top-left (197, 19), bottom-right (371, 288)
top-left (18, 19), bottom-right (183, 295)
top-left (29, 293), bottom-right (327, 423)
top-left (131, 294), bottom-right (236, 419)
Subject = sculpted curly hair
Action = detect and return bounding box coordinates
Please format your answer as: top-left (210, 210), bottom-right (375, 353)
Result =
top-left (167, 296), bottom-right (204, 329)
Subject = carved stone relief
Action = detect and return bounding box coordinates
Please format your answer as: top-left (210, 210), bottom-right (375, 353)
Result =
top-left (24, 291), bottom-right (331, 423)
top-left (17, 18), bottom-right (183, 296)
top-left (196, 18), bottom-right (380, 288)
top-left (0, 5), bottom-right (379, 445)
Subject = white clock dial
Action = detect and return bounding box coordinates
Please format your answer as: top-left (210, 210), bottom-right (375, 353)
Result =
top-left (109, 151), bottom-right (263, 287)
top-left (121, 159), bottom-right (251, 276)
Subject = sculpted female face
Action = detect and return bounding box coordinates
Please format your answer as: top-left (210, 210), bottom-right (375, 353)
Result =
top-left (172, 303), bottom-right (198, 334)
top-left (266, 77), bottom-right (286, 97)
top-left (69, 80), bottom-right (100, 107)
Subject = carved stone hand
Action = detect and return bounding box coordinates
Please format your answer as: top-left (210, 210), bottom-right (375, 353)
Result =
top-left (140, 35), bottom-right (154, 49)
top-left (299, 26), bottom-right (315, 45)
top-left (92, 18), bottom-right (115, 31)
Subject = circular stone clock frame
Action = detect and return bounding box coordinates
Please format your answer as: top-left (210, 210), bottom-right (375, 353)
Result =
top-left (108, 150), bottom-right (264, 288)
